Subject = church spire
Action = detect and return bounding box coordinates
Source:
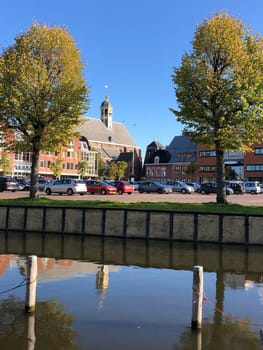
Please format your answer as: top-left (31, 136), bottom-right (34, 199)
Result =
top-left (100, 86), bottom-right (112, 129)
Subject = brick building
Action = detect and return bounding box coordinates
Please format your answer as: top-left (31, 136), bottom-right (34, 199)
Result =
top-left (144, 136), bottom-right (197, 182)
top-left (244, 142), bottom-right (263, 181)
top-left (0, 95), bottom-right (142, 180)
top-left (143, 136), bottom-right (263, 184)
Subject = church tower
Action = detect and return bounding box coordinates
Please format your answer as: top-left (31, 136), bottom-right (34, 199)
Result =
top-left (100, 95), bottom-right (113, 129)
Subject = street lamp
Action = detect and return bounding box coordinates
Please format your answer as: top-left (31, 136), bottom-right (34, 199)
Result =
top-left (132, 149), bottom-right (134, 176)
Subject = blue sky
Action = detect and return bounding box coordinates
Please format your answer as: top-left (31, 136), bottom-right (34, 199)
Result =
top-left (1, 1), bottom-right (263, 157)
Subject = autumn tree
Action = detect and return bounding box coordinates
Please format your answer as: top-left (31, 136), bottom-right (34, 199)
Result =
top-left (108, 161), bottom-right (128, 180)
top-left (0, 23), bottom-right (89, 198)
top-left (49, 159), bottom-right (63, 179)
top-left (98, 157), bottom-right (106, 179)
top-left (78, 160), bottom-right (88, 178)
top-left (185, 161), bottom-right (198, 181)
top-left (0, 150), bottom-right (11, 175)
top-left (171, 13), bottom-right (263, 204)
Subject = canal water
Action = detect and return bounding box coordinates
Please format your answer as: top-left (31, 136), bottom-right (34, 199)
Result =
top-left (0, 232), bottom-right (263, 349)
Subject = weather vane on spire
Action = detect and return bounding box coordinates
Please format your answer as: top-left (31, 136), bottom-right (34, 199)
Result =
top-left (104, 84), bottom-right (109, 97)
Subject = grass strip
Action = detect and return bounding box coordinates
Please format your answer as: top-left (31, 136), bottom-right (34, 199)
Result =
top-left (0, 197), bottom-right (262, 215)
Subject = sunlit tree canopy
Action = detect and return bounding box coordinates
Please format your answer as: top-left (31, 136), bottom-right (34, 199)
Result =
top-left (0, 23), bottom-right (89, 198)
top-left (171, 13), bottom-right (263, 203)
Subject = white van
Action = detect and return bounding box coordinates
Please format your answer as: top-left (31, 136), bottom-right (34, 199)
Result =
top-left (243, 181), bottom-right (261, 194)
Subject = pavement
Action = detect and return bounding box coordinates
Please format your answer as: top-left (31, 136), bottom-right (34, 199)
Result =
top-left (1, 190), bottom-right (263, 206)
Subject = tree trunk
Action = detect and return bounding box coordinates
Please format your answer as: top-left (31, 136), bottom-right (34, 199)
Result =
top-left (29, 147), bottom-right (40, 199)
top-left (216, 149), bottom-right (227, 204)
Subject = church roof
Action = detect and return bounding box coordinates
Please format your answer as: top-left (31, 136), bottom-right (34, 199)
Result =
top-left (146, 140), bottom-right (164, 149)
top-left (93, 146), bottom-right (121, 159)
top-left (77, 117), bottom-right (136, 147)
top-left (166, 135), bottom-right (197, 163)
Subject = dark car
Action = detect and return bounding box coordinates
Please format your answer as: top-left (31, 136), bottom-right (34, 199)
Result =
top-left (108, 180), bottom-right (134, 195)
top-left (225, 181), bottom-right (245, 194)
top-left (0, 177), bottom-right (19, 192)
top-left (138, 181), bottom-right (173, 194)
top-left (15, 178), bottom-right (28, 191)
top-left (200, 183), bottom-right (234, 195)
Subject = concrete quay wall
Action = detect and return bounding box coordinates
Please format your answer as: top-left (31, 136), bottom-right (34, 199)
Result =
top-left (0, 205), bottom-right (262, 245)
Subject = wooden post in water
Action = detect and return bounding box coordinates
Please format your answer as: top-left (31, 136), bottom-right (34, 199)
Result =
top-left (25, 255), bottom-right (38, 313)
top-left (27, 313), bottom-right (36, 350)
top-left (191, 265), bottom-right (203, 329)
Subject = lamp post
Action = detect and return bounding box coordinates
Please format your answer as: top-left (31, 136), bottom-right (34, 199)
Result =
top-left (132, 149), bottom-right (134, 176)
top-left (131, 123), bottom-right (136, 181)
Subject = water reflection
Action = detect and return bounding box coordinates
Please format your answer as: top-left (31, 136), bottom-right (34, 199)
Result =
top-left (0, 232), bottom-right (263, 349)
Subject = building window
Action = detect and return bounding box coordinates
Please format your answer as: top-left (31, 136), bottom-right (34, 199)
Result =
top-left (154, 156), bottom-right (160, 164)
top-left (246, 164), bottom-right (263, 171)
top-left (67, 151), bottom-right (74, 158)
top-left (199, 166), bottom-right (216, 172)
top-left (161, 167), bottom-right (166, 177)
top-left (177, 152), bottom-right (193, 159)
top-left (255, 148), bottom-right (263, 155)
top-left (81, 152), bottom-right (89, 161)
top-left (15, 152), bottom-right (32, 162)
top-left (146, 168), bottom-right (154, 177)
top-left (40, 160), bottom-right (46, 168)
top-left (227, 151), bottom-right (240, 157)
top-left (80, 141), bottom-right (89, 150)
top-left (66, 163), bottom-right (74, 170)
top-left (175, 166), bottom-right (180, 174)
top-left (199, 150), bottom-right (216, 157)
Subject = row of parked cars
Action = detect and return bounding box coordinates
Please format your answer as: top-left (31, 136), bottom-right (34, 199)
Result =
top-left (1, 177), bottom-right (262, 196)
top-left (0, 177), bottom-right (49, 192)
top-left (43, 179), bottom-right (203, 196)
top-left (199, 181), bottom-right (263, 195)
top-left (44, 179), bottom-right (135, 196)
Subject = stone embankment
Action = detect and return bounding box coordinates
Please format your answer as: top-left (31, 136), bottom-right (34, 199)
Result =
top-left (0, 201), bottom-right (262, 245)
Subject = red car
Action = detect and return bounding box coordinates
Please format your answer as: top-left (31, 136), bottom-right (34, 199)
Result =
top-left (109, 180), bottom-right (134, 195)
top-left (85, 180), bottom-right (117, 195)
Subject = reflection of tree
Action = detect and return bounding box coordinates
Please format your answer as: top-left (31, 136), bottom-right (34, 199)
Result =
top-left (173, 316), bottom-right (261, 349)
top-left (0, 296), bottom-right (80, 350)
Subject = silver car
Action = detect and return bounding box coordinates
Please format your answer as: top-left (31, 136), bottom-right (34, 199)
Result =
top-left (45, 179), bottom-right (87, 196)
top-left (138, 181), bottom-right (173, 194)
top-left (165, 180), bottom-right (194, 194)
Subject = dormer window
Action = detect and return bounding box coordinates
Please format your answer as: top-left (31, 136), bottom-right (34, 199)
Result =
top-left (108, 136), bottom-right (112, 142)
top-left (80, 141), bottom-right (89, 150)
top-left (154, 156), bottom-right (160, 164)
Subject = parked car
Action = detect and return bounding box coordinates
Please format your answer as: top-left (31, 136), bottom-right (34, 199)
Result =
top-left (165, 180), bottom-right (194, 194)
top-left (45, 179), bottom-right (87, 195)
top-left (243, 181), bottom-right (261, 194)
top-left (200, 183), bottom-right (234, 195)
top-left (108, 180), bottom-right (134, 195)
top-left (138, 181), bottom-right (173, 194)
top-left (85, 180), bottom-right (117, 195)
top-left (0, 177), bottom-right (19, 192)
top-left (15, 178), bottom-right (28, 191)
top-left (260, 184), bottom-right (263, 194)
top-left (37, 178), bottom-right (48, 191)
top-left (129, 181), bottom-right (139, 191)
top-left (184, 182), bottom-right (200, 193)
top-left (225, 181), bottom-right (245, 194)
